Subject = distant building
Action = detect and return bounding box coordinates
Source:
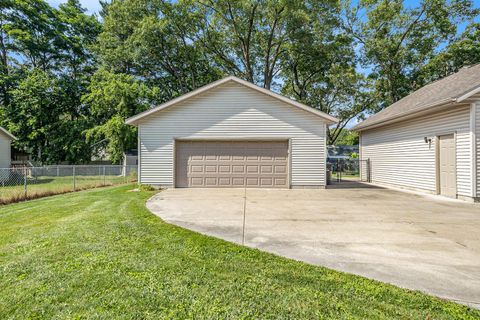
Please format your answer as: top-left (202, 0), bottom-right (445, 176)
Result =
top-left (0, 127), bottom-right (17, 168)
top-left (327, 145), bottom-right (359, 160)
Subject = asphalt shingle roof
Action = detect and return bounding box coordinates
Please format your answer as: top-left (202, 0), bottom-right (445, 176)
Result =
top-left (353, 64), bottom-right (480, 131)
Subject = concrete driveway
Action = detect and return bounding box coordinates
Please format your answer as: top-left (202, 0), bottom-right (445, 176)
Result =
top-left (147, 183), bottom-right (480, 308)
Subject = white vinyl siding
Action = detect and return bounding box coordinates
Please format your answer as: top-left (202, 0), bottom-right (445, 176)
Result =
top-left (0, 132), bottom-right (11, 168)
top-left (138, 82), bottom-right (327, 187)
top-left (476, 102), bottom-right (480, 197)
top-left (360, 105), bottom-right (473, 197)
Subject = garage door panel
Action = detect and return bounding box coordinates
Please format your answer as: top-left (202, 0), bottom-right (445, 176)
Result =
top-left (205, 165), bottom-right (217, 173)
top-left (260, 165), bottom-right (273, 173)
top-left (176, 141), bottom-right (289, 188)
top-left (232, 177), bottom-right (245, 186)
top-left (246, 177), bottom-right (259, 186)
top-left (260, 177), bottom-right (273, 186)
top-left (219, 165), bottom-right (231, 173)
top-left (205, 177), bottom-right (217, 186)
top-left (246, 165), bottom-right (259, 173)
top-left (232, 165), bottom-right (245, 173)
top-left (218, 177), bottom-right (231, 186)
top-left (190, 177), bottom-right (203, 186)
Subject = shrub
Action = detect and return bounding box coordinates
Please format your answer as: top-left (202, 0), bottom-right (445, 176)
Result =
top-left (139, 184), bottom-right (155, 191)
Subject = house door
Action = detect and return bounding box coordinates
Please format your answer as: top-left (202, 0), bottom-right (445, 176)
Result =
top-left (438, 134), bottom-right (456, 198)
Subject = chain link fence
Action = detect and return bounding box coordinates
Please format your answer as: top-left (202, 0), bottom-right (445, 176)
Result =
top-left (327, 158), bottom-right (371, 184)
top-left (0, 165), bottom-right (137, 205)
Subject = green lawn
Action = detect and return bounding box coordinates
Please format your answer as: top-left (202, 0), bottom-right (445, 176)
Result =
top-left (0, 174), bottom-right (135, 204)
top-left (0, 186), bottom-right (478, 319)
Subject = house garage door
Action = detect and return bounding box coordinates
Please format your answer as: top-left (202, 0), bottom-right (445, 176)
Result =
top-left (175, 141), bottom-right (289, 188)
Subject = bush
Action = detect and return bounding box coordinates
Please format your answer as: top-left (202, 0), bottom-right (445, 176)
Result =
top-left (139, 184), bottom-right (155, 191)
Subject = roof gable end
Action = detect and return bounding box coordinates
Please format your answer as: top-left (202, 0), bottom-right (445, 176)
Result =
top-left (0, 127), bottom-right (17, 140)
top-left (126, 76), bottom-right (338, 125)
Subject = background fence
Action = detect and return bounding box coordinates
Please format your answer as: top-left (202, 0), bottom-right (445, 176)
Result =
top-left (0, 165), bottom-right (137, 205)
top-left (328, 158), bottom-right (370, 183)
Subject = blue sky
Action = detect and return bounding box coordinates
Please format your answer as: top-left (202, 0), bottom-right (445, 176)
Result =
top-left (48, 0), bottom-right (480, 17)
top-left (48, 0), bottom-right (102, 14)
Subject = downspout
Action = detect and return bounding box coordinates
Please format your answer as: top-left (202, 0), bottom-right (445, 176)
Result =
top-left (471, 103), bottom-right (477, 198)
top-left (138, 126), bottom-right (142, 185)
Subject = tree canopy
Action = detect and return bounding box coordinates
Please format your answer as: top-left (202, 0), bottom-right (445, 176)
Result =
top-left (1, 0), bottom-right (479, 163)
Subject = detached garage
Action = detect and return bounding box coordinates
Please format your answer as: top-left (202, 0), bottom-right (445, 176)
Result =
top-left (126, 76), bottom-right (338, 188)
top-left (354, 65), bottom-right (480, 202)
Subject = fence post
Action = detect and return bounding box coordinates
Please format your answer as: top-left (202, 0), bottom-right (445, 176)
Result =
top-left (103, 166), bottom-right (106, 185)
top-left (57, 166), bottom-right (59, 177)
top-left (73, 165), bottom-right (76, 191)
top-left (336, 159), bottom-right (340, 182)
top-left (23, 166), bottom-right (27, 199)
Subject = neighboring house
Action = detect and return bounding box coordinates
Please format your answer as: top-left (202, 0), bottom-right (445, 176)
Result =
top-left (327, 145), bottom-right (359, 160)
top-left (0, 127), bottom-right (16, 168)
top-left (11, 147), bottom-right (32, 167)
top-left (353, 64), bottom-right (480, 202)
top-left (126, 76), bottom-right (338, 188)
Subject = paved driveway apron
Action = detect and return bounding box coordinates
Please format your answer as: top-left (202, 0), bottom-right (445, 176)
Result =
top-left (147, 185), bottom-right (480, 308)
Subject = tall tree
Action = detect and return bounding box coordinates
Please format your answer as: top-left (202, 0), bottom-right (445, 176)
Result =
top-left (0, 0), bottom-right (14, 107)
top-left (0, 0), bottom-right (100, 164)
top-left (345, 0), bottom-right (478, 110)
top-left (3, 0), bottom-right (62, 71)
top-left (421, 22), bottom-right (480, 82)
top-left (96, 0), bottom-right (220, 100)
top-left (7, 69), bottom-right (61, 162)
top-left (279, 0), bottom-right (372, 144)
top-left (83, 68), bottom-right (158, 163)
top-left (92, 0), bottom-right (222, 159)
top-left (196, 0), bottom-right (340, 89)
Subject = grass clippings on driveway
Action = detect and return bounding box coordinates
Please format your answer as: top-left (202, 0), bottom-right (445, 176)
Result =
top-left (0, 185), bottom-right (478, 319)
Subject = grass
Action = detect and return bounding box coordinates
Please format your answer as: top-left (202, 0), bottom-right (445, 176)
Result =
top-left (0, 185), bottom-right (478, 319)
top-left (0, 175), bottom-right (135, 205)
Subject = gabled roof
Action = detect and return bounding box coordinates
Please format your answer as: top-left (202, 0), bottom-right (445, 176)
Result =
top-left (0, 126), bottom-right (17, 140)
top-left (126, 76), bottom-right (338, 125)
top-left (353, 64), bottom-right (480, 131)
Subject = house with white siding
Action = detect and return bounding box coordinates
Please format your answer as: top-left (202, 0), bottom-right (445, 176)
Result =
top-left (126, 76), bottom-right (338, 188)
top-left (0, 127), bottom-right (16, 168)
top-left (354, 65), bottom-right (480, 202)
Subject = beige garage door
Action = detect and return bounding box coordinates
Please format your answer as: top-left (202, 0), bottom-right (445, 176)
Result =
top-left (175, 141), bottom-right (289, 188)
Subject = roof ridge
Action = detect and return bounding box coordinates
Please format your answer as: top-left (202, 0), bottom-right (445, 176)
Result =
top-left (126, 75), bottom-right (338, 125)
top-left (353, 63), bottom-right (480, 131)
